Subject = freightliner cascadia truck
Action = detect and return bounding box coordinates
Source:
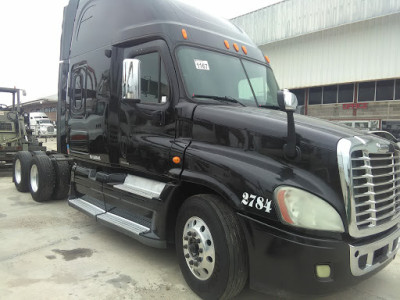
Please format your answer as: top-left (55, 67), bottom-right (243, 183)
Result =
top-left (12, 0), bottom-right (399, 298)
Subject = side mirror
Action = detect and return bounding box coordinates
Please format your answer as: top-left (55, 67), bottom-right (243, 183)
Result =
top-left (277, 89), bottom-right (300, 159)
top-left (122, 59), bottom-right (141, 102)
top-left (277, 89), bottom-right (298, 112)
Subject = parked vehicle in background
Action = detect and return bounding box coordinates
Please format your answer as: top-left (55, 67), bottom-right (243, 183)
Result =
top-left (369, 130), bottom-right (400, 147)
top-left (0, 87), bottom-right (45, 167)
top-left (28, 112), bottom-right (57, 137)
top-left (12, 0), bottom-right (400, 298)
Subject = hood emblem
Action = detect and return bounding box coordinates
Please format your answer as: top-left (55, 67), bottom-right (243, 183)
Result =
top-left (376, 143), bottom-right (389, 153)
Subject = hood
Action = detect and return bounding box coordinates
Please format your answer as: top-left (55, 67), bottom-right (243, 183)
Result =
top-left (192, 105), bottom-right (359, 152)
top-left (191, 105), bottom-right (362, 193)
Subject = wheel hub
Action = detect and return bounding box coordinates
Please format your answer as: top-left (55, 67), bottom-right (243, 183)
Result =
top-left (182, 216), bottom-right (215, 280)
top-left (30, 164), bottom-right (39, 193)
top-left (15, 159), bottom-right (22, 184)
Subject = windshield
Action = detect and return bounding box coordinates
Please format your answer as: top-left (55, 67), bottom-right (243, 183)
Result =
top-left (0, 93), bottom-right (13, 109)
top-left (177, 47), bottom-right (279, 107)
top-left (38, 120), bottom-right (52, 124)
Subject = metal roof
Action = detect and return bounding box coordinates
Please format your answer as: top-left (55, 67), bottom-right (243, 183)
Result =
top-left (231, 0), bottom-right (400, 45)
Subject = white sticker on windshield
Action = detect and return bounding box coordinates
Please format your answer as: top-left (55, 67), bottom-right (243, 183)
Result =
top-left (194, 59), bottom-right (210, 71)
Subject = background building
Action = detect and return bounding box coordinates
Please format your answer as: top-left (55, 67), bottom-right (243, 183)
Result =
top-left (21, 95), bottom-right (58, 121)
top-left (231, 0), bottom-right (400, 137)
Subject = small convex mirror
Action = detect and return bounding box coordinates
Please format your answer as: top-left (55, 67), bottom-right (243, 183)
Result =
top-left (277, 89), bottom-right (298, 112)
top-left (122, 59), bottom-right (141, 101)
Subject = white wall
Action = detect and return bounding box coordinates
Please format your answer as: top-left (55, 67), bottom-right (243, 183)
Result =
top-left (260, 13), bottom-right (400, 89)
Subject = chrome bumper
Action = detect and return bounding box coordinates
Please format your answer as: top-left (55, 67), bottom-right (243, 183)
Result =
top-left (350, 226), bottom-right (400, 276)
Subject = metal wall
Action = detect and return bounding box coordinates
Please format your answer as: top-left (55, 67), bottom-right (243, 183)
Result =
top-left (231, 0), bottom-right (400, 45)
top-left (231, 0), bottom-right (400, 89)
top-left (260, 13), bottom-right (400, 88)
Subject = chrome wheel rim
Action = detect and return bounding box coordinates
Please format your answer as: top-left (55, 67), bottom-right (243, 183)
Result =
top-left (15, 159), bottom-right (22, 184)
top-left (182, 216), bottom-right (215, 281)
top-left (30, 164), bottom-right (39, 193)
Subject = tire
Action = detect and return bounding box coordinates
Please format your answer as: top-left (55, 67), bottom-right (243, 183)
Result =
top-left (13, 151), bottom-right (32, 192)
top-left (29, 154), bottom-right (56, 202)
top-left (32, 150), bottom-right (47, 156)
top-left (175, 194), bottom-right (248, 300)
top-left (50, 154), bottom-right (71, 200)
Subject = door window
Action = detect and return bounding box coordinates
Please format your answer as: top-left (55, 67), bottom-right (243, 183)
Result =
top-left (135, 52), bottom-right (170, 104)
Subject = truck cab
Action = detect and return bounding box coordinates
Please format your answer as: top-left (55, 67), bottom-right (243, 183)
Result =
top-left (1, 87), bottom-right (45, 167)
top-left (28, 112), bottom-right (56, 137)
top-left (18, 0), bottom-right (399, 298)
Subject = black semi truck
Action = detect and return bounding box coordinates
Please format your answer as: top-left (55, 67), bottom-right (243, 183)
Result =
top-left (13, 0), bottom-right (399, 299)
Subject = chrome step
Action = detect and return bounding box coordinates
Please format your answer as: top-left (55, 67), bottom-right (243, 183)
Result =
top-left (69, 198), bottom-right (105, 217)
top-left (114, 174), bottom-right (165, 199)
top-left (97, 212), bottom-right (150, 235)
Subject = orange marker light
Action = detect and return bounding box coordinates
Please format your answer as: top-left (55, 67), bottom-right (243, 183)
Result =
top-left (264, 55), bottom-right (271, 63)
top-left (182, 29), bottom-right (188, 40)
top-left (277, 190), bottom-right (294, 224)
top-left (242, 46), bottom-right (247, 55)
top-left (233, 43), bottom-right (239, 52)
top-left (224, 40), bottom-right (230, 49)
top-left (172, 156), bottom-right (181, 164)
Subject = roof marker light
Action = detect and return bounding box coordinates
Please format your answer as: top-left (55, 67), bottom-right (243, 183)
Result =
top-left (265, 55), bottom-right (271, 63)
top-left (233, 43), bottom-right (239, 52)
top-left (242, 46), bottom-right (247, 55)
top-left (224, 40), bottom-right (230, 49)
top-left (182, 29), bottom-right (188, 40)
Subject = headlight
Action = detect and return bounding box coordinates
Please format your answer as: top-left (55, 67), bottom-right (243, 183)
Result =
top-left (274, 186), bottom-right (344, 232)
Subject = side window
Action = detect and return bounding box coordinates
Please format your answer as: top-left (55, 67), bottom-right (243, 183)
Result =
top-left (135, 52), bottom-right (170, 104)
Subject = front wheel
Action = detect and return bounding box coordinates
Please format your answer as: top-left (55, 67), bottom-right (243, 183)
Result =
top-left (175, 194), bottom-right (248, 300)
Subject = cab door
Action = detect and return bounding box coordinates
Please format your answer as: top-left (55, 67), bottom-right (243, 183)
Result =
top-left (118, 40), bottom-right (176, 178)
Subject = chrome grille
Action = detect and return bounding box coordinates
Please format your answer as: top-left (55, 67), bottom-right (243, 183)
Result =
top-left (351, 151), bottom-right (400, 230)
top-left (338, 136), bottom-right (400, 238)
top-left (47, 126), bottom-right (54, 133)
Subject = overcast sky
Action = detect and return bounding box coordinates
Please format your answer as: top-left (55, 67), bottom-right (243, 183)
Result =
top-left (0, 0), bottom-right (281, 104)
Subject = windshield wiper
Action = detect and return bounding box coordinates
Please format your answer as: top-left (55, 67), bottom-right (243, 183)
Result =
top-left (259, 104), bottom-right (281, 110)
top-left (193, 94), bottom-right (245, 106)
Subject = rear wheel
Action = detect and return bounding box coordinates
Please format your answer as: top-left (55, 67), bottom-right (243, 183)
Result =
top-left (13, 151), bottom-right (32, 192)
top-left (175, 194), bottom-right (248, 300)
top-left (29, 155), bottom-right (55, 202)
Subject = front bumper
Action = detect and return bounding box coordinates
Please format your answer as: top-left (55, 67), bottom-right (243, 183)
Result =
top-left (38, 130), bottom-right (56, 137)
top-left (239, 214), bottom-right (400, 294)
